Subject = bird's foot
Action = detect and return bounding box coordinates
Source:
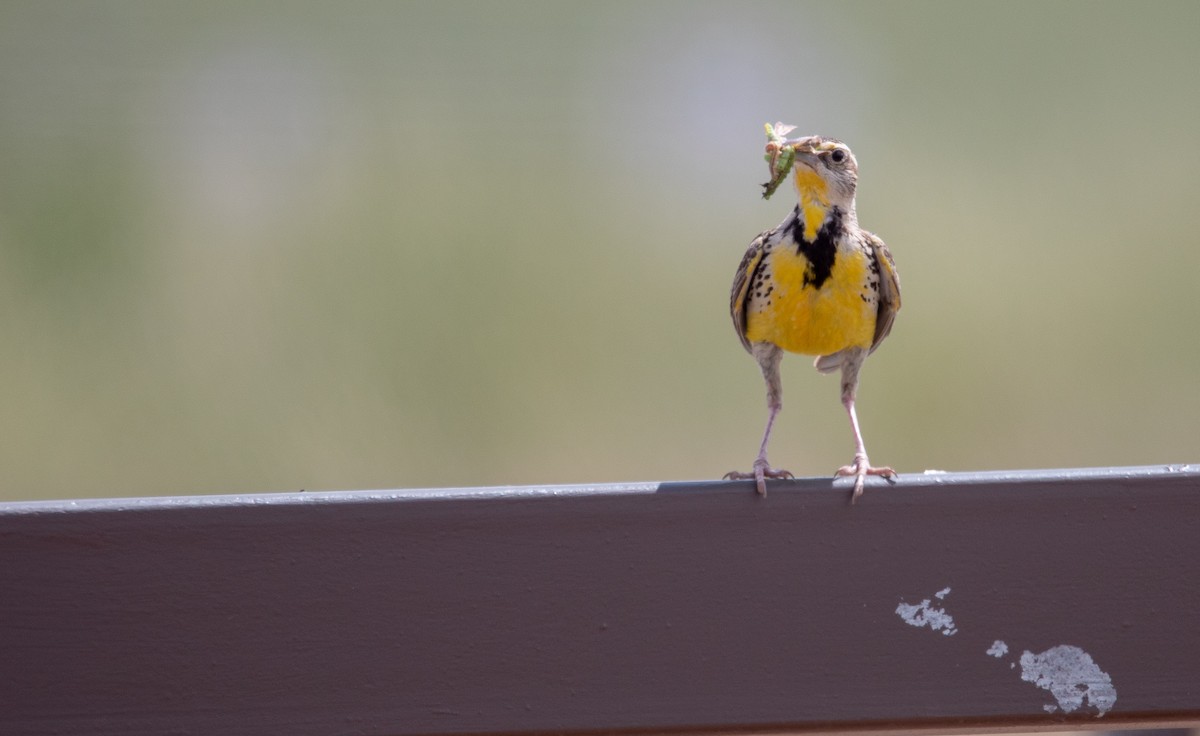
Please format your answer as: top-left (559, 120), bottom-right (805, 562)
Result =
top-left (724, 459), bottom-right (793, 497)
top-left (835, 456), bottom-right (896, 504)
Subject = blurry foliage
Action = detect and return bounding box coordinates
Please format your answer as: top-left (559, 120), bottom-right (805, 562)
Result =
top-left (0, 1), bottom-right (1197, 500)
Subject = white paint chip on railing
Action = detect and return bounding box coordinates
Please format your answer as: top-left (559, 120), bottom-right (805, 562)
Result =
top-left (895, 588), bottom-right (957, 636)
top-left (1019, 645), bottom-right (1117, 717)
top-left (894, 592), bottom-right (1118, 719)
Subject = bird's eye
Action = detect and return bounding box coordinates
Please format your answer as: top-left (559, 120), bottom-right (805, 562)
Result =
top-left (830, 149), bottom-right (847, 164)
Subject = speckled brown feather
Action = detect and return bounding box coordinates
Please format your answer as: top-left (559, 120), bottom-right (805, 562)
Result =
top-left (730, 228), bottom-right (773, 354)
top-left (865, 230), bottom-right (900, 353)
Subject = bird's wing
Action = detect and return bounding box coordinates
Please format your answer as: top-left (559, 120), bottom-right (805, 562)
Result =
top-left (730, 229), bottom-right (772, 354)
top-left (866, 230), bottom-right (901, 353)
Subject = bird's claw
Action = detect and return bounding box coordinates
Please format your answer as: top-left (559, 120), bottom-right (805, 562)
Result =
top-left (724, 461), bottom-right (794, 496)
top-left (835, 457), bottom-right (896, 504)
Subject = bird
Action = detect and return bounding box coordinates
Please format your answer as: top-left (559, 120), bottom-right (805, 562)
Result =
top-left (724, 124), bottom-right (901, 502)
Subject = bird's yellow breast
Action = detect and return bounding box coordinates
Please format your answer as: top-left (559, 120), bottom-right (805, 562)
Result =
top-left (745, 244), bottom-right (875, 356)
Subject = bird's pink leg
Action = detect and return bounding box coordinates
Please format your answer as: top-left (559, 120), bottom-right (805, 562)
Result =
top-left (725, 345), bottom-right (792, 496)
top-left (835, 393), bottom-right (895, 503)
top-left (724, 402), bottom-right (793, 495)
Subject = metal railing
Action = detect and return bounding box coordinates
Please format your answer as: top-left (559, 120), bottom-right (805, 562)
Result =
top-left (2, 465), bottom-right (1198, 735)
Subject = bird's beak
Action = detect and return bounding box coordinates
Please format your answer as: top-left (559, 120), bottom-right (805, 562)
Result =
top-left (789, 139), bottom-right (819, 169)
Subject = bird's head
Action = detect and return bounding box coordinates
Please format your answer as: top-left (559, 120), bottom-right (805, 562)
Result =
top-left (762, 128), bottom-right (859, 210)
top-left (788, 137), bottom-right (858, 212)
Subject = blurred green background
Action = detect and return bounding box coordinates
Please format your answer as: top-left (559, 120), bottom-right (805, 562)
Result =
top-left (1, 1), bottom-right (1197, 501)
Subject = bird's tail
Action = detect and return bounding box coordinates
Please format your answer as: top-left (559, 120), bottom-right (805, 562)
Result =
top-left (813, 352), bottom-right (844, 374)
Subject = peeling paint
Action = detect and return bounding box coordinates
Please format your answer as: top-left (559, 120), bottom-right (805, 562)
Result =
top-left (895, 590), bottom-right (957, 636)
top-left (893, 590), bottom-right (1117, 719)
top-left (1019, 645), bottom-right (1117, 716)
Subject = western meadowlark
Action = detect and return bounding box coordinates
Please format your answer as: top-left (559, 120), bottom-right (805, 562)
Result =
top-left (724, 123), bottom-right (900, 501)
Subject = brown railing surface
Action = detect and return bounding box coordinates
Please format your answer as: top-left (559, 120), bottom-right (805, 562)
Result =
top-left (2, 465), bottom-right (1199, 736)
